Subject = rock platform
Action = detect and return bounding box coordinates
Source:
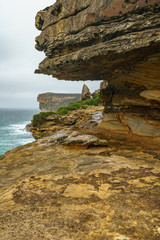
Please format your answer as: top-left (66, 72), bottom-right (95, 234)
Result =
top-left (0, 106), bottom-right (160, 240)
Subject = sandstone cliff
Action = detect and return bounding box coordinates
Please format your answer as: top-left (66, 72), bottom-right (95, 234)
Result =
top-left (35, 0), bottom-right (160, 149)
top-left (37, 92), bottom-right (80, 111)
top-left (1, 1), bottom-right (160, 239)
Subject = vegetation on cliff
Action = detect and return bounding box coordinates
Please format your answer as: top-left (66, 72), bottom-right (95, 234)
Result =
top-left (32, 111), bottom-right (54, 127)
top-left (35, 0), bottom-right (160, 149)
top-left (32, 93), bottom-right (102, 127)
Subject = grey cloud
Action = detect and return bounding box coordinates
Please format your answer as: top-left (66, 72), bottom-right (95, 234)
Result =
top-left (0, 0), bottom-right (100, 109)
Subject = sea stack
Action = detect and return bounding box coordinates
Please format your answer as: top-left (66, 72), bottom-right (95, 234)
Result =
top-left (81, 84), bottom-right (91, 100)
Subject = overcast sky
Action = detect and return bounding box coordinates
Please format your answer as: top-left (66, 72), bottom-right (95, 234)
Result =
top-left (0, 0), bottom-right (100, 109)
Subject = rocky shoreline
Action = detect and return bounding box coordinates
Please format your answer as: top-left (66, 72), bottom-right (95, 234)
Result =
top-left (0, 106), bottom-right (160, 239)
top-left (1, 0), bottom-right (160, 238)
top-left (35, 0), bottom-right (160, 150)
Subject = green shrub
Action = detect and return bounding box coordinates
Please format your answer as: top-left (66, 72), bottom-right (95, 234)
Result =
top-left (85, 98), bottom-right (98, 106)
top-left (32, 112), bottom-right (54, 127)
top-left (81, 105), bottom-right (88, 109)
top-left (57, 93), bottom-right (102, 113)
top-left (67, 103), bottom-right (82, 110)
top-left (56, 107), bottom-right (68, 115)
top-left (90, 93), bottom-right (102, 105)
top-left (93, 92), bottom-right (99, 99)
top-left (94, 96), bottom-right (102, 105)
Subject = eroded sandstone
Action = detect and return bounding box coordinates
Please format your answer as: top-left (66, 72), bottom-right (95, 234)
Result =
top-left (1, 1), bottom-right (160, 239)
top-left (1, 105), bottom-right (160, 239)
top-left (35, 0), bottom-right (160, 149)
top-left (31, 106), bottom-right (104, 139)
top-left (0, 127), bottom-right (160, 240)
top-left (35, 0), bottom-right (160, 81)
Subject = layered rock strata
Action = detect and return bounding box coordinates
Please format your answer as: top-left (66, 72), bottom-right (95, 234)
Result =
top-left (35, 0), bottom-right (160, 149)
top-left (37, 92), bottom-right (80, 111)
top-left (35, 0), bottom-right (160, 81)
top-left (1, 2), bottom-right (160, 239)
top-left (31, 106), bottom-right (104, 139)
top-left (0, 106), bottom-right (160, 240)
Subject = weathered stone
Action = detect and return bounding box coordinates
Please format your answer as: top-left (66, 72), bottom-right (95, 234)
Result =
top-left (81, 84), bottom-right (91, 100)
top-left (1, 2), bottom-right (160, 239)
top-left (98, 111), bottom-right (160, 150)
top-left (0, 134), bottom-right (160, 240)
top-left (140, 89), bottom-right (160, 102)
top-left (1, 107), bottom-right (160, 240)
top-left (31, 106), bottom-right (104, 139)
top-left (35, 0), bottom-right (160, 148)
top-left (99, 113), bottom-right (129, 134)
top-left (100, 80), bottom-right (108, 90)
top-left (35, 0), bottom-right (160, 81)
top-left (40, 129), bottom-right (108, 147)
top-left (99, 53), bottom-right (160, 147)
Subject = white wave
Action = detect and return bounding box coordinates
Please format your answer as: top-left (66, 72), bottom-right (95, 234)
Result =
top-left (0, 117), bottom-right (34, 154)
top-left (19, 139), bottom-right (34, 145)
top-left (8, 122), bottom-right (31, 135)
top-left (0, 143), bottom-right (13, 146)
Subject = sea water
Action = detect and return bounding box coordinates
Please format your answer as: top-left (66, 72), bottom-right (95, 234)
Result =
top-left (0, 109), bottom-right (39, 155)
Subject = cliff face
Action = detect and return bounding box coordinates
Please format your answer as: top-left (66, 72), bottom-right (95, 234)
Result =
top-left (37, 92), bottom-right (80, 111)
top-left (1, 2), bottom-right (160, 239)
top-left (35, 0), bottom-right (160, 80)
top-left (35, 0), bottom-right (160, 149)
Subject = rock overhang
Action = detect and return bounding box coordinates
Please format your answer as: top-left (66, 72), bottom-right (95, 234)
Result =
top-left (35, 0), bottom-right (160, 81)
top-left (34, 0), bottom-right (160, 148)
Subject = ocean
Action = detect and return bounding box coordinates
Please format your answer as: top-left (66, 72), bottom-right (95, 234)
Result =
top-left (0, 109), bottom-right (39, 155)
